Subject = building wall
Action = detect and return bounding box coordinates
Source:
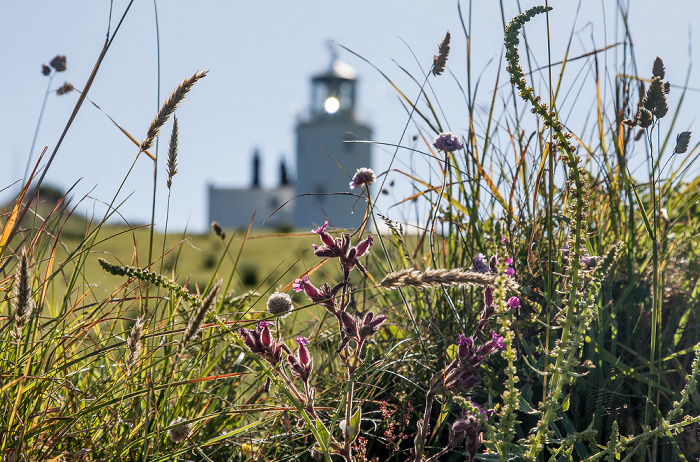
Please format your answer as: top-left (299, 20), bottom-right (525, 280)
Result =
top-left (208, 185), bottom-right (294, 230)
top-left (294, 118), bottom-right (371, 230)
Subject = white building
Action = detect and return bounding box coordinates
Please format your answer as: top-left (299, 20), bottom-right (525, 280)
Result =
top-left (208, 57), bottom-right (372, 231)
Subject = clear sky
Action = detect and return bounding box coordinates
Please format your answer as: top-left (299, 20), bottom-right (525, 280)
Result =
top-left (2, 1), bottom-right (698, 233)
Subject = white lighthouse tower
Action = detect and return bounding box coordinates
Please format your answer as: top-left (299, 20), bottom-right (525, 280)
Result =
top-left (294, 56), bottom-right (372, 230)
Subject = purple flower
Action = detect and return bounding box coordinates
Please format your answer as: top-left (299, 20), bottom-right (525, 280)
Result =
top-left (472, 253), bottom-right (489, 273)
top-left (312, 221), bottom-right (329, 234)
top-left (458, 334), bottom-right (469, 346)
top-left (239, 321), bottom-right (288, 366)
top-left (433, 132), bottom-right (463, 152)
top-left (292, 275), bottom-right (309, 293)
top-left (491, 331), bottom-right (505, 350)
top-left (504, 257), bottom-right (513, 266)
top-left (288, 338), bottom-right (313, 385)
top-left (501, 235), bottom-right (509, 244)
top-left (504, 267), bottom-right (515, 277)
top-left (311, 229), bottom-right (373, 279)
top-left (507, 296), bottom-right (520, 309)
top-left (349, 167), bottom-right (376, 190)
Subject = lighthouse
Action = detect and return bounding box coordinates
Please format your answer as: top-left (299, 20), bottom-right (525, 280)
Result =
top-left (294, 57), bottom-right (372, 230)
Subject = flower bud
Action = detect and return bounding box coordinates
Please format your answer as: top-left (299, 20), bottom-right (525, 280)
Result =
top-left (355, 235), bottom-right (373, 257)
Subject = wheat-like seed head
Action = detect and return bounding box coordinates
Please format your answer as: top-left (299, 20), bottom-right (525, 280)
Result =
top-left (380, 268), bottom-right (519, 293)
top-left (166, 115), bottom-right (179, 189)
top-left (432, 31), bottom-right (451, 76)
top-left (12, 248), bottom-right (34, 341)
top-left (126, 316), bottom-right (145, 372)
top-left (140, 70), bottom-right (207, 153)
top-left (181, 281), bottom-right (221, 351)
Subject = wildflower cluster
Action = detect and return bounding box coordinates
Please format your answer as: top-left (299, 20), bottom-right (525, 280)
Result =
top-left (238, 320), bottom-right (291, 367)
top-left (412, 247), bottom-right (519, 461)
top-left (296, 221), bottom-right (384, 355)
top-left (237, 219), bottom-right (386, 461)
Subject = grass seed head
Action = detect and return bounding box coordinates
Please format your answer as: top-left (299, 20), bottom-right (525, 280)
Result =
top-left (432, 31), bottom-right (451, 76)
top-left (140, 70), bottom-right (207, 153)
top-left (166, 115), bottom-right (179, 189)
top-left (126, 317), bottom-right (145, 371)
top-left (12, 248), bottom-right (34, 341)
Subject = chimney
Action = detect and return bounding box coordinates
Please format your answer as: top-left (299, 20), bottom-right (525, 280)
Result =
top-left (252, 149), bottom-right (260, 188)
top-left (279, 157), bottom-right (289, 186)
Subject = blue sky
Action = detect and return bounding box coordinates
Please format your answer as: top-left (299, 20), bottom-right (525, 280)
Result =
top-left (2, 1), bottom-right (698, 232)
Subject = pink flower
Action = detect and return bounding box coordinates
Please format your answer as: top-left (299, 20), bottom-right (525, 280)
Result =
top-left (504, 267), bottom-right (515, 277)
top-left (492, 331), bottom-right (505, 350)
top-left (312, 221), bottom-right (329, 234)
top-left (292, 275), bottom-right (309, 293)
top-left (296, 336), bottom-right (310, 346)
top-left (507, 296), bottom-right (520, 309)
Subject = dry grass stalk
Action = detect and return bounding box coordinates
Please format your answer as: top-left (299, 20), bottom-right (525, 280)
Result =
top-left (140, 70), bottom-right (208, 153)
top-left (432, 31), bottom-right (451, 76)
top-left (380, 267), bottom-right (520, 293)
top-left (166, 115), bottom-right (179, 189)
top-left (12, 248), bottom-right (34, 342)
top-left (181, 280), bottom-right (221, 351)
top-left (126, 316), bottom-right (145, 372)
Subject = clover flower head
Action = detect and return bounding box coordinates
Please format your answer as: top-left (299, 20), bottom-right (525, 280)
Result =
top-left (433, 132), bottom-right (463, 152)
top-left (312, 221), bottom-right (329, 234)
top-left (256, 320), bottom-right (273, 329)
top-left (293, 275), bottom-right (309, 293)
top-left (504, 267), bottom-right (515, 277)
top-left (349, 167), bottom-right (376, 190)
top-left (504, 257), bottom-right (513, 266)
top-left (296, 336), bottom-right (310, 346)
top-left (267, 292), bottom-right (293, 317)
top-left (507, 296), bottom-right (520, 309)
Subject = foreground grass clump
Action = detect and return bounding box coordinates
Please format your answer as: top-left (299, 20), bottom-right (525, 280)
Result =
top-left (2, 3), bottom-right (700, 461)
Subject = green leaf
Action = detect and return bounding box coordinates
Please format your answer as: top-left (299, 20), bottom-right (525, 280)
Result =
top-left (316, 420), bottom-right (331, 449)
top-left (349, 406), bottom-right (362, 442)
